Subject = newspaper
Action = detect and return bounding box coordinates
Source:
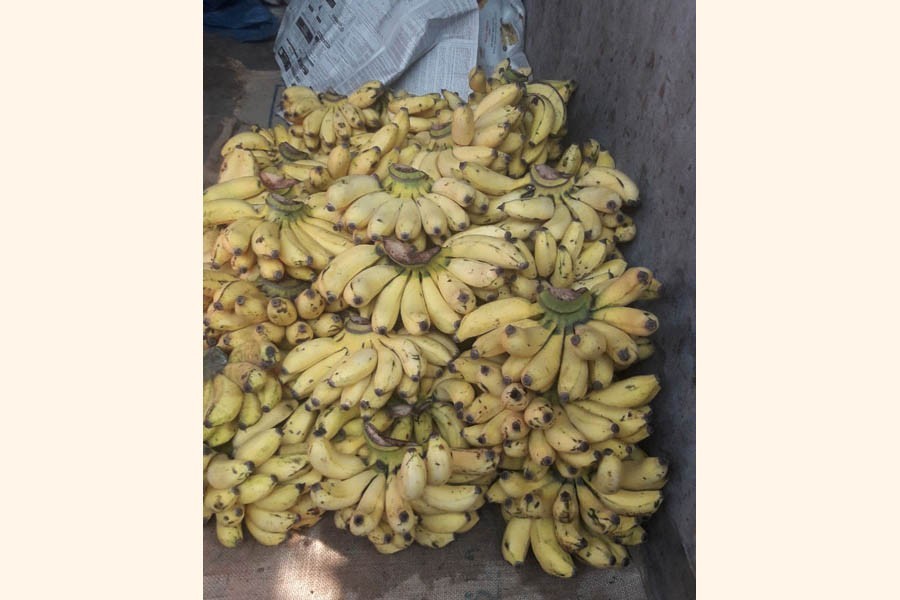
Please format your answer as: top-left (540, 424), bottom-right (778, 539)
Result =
top-left (274, 0), bottom-right (528, 97)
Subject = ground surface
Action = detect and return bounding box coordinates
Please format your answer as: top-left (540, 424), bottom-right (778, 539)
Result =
top-left (203, 2), bottom-right (696, 596)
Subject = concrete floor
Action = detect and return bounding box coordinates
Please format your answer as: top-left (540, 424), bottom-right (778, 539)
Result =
top-left (203, 2), bottom-right (695, 596)
top-left (203, 32), bottom-right (279, 185)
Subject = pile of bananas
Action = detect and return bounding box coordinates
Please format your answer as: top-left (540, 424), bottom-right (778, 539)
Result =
top-left (202, 60), bottom-right (669, 578)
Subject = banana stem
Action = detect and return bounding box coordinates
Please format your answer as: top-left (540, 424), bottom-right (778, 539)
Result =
top-left (382, 238), bottom-right (442, 266)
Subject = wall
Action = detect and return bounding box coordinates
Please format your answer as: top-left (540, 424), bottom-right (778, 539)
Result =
top-left (523, 0), bottom-right (697, 586)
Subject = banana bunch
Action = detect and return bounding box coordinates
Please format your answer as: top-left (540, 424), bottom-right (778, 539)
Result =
top-left (203, 276), bottom-right (333, 349)
top-left (464, 60), bottom-right (575, 174)
top-left (450, 83), bottom-right (526, 172)
top-left (311, 404), bottom-right (491, 553)
top-left (459, 162), bottom-right (639, 252)
top-left (311, 234), bottom-right (530, 336)
top-left (205, 189), bottom-right (355, 282)
top-left (203, 339), bottom-right (284, 448)
top-left (204, 278), bottom-right (324, 336)
top-left (325, 166), bottom-right (477, 244)
top-left (453, 266), bottom-right (661, 398)
top-left (484, 439), bottom-right (666, 577)
top-left (281, 82), bottom-right (385, 152)
top-left (215, 128), bottom-right (286, 176)
top-left (277, 316), bottom-right (458, 412)
top-left (205, 397), bottom-right (335, 547)
top-left (383, 90), bottom-right (456, 138)
top-left (204, 279), bottom-right (273, 334)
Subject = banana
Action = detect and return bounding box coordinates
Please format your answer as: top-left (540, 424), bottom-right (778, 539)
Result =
top-left (307, 436), bottom-right (367, 479)
top-left (366, 197), bottom-right (403, 241)
top-left (500, 195), bottom-right (555, 222)
top-left (450, 105), bottom-right (475, 145)
top-left (429, 267), bottom-right (476, 315)
top-left (619, 457), bottom-right (669, 490)
top-left (458, 162), bottom-right (528, 196)
top-left (400, 271), bottom-right (431, 334)
top-left (219, 217), bottom-right (262, 257)
top-left (348, 472), bottom-right (386, 537)
top-left (327, 347), bottom-right (378, 388)
top-left (461, 392), bottom-right (504, 425)
top-left (326, 175), bottom-right (382, 212)
top-left (598, 489), bottom-right (663, 516)
top-left (341, 191), bottom-right (395, 233)
top-left (311, 468), bottom-right (379, 511)
top-left (236, 473), bottom-right (279, 504)
top-left (394, 199), bottom-right (423, 241)
top-left (527, 428), bottom-right (557, 467)
top-left (255, 453), bottom-right (309, 482)
top-left (232, 398), bottom-right (297, 446)
top-left (552, 481), bottom-right (578, 524)
top-left (530, 516), bottom-right (575, 578)
top-left (347, 81), bottom-right (383, 108)
top-left (532, 228), bottom-right (557, 278)
top-left (425, 433), bottom-right (454, 485)
top-left (567, 323), bottom-right (609, 361)
top-left (473, 82), bottom-right (524, 121)
top-left (544, 405), bottom-right (590, 454)
top-left (586, 375), bottom-right (661, 408)
top-left (221, 131), bottom-right (273, 156)
top-left (593, 306), bottom-right (659, 337)
top-left (204, 175), bottom-right (267, 203)
top-left (379, 335), bottom-right (426, 383)
top-left (420, 271), bottom-right (461, 334)
top-left (575, 532), bottom-right (617, 568)
top-left (588, 356), bottom-right (616, 391)
top-left (555, 518), bottom-right (588, 553)
top-left (418, 512), bottom-right (470, 534)
top-left (556, 332), bottom-right (589, 402)
top-left (563, 402), bottom-right (618, 443)
top-left (206, 455), bottom-right (254, 489)
top-left (442, 257), bottom-right (504, 288)
top-left (312, 402), bottom-right (361, 439)
top-left (348, 145), bottom-right (382, 176)
top-left (317, 244), bottom-right (384, 303)
top-left (576, 480), bottom-right (620, 535)
top-left (253, 482), bottom-right (305, 512)
top-left (580, 166), bottom-right (639, 206)
top-left (279, 338), bottom-right (341, 379)
top-left (284, 320), bottom-right (313, 345)
top-left (425, 191), bottom-right (470, 233)
top-left (233, 427), bottom-right (284, 465)
top-left (204, 374), bottom-right (244, 428)
top-left (370, 270), bottom-right (409, 334)
top-left (501, 517), bottom-right (532, 567)
top-left (542, 199), bottom-right (573, 240)
top-left (520, 328), bottom-right (564, 393)
top-left (430, 402), bottom-right (468, 450)
top-left (592, 452), bottom-right (625, 495)
top-left (215, 520), bottom-right (244, 548)
top-left (204, 198), bottom-right (259, 226)
top-left (416, 193), bottom-right (450, 240)
top-left (245, 504), bottom-right (299, 534)
top-left (204, 486), bottom-right (238, 513)
top-left (398, 447), bottom-right (428, 500)
top-left (452, 145), bottom-right (498, 167)
top-left (454, 297), bottom-right (540, 341)
top-left (384, 472), bottom-right (417, 535)
top-left (525, 94), bottom-right (555, 148)
top-left (420, 484), bottom-right (483, 513)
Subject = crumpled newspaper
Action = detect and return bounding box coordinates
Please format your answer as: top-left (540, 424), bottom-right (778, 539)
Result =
top-left (273, 0), bottom-right (528, 96)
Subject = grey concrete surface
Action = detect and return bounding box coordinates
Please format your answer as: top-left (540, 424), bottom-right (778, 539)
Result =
top-left (522, 0), bottom-right (697, 586)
